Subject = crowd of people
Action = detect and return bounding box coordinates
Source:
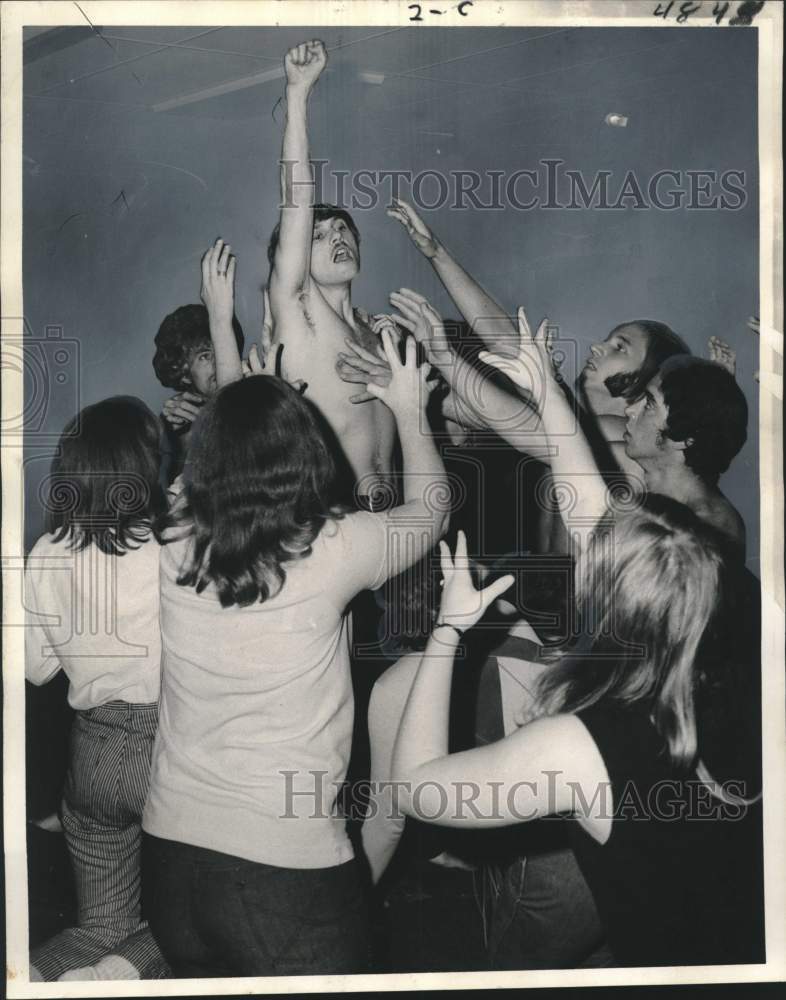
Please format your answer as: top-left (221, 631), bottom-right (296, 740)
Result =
top-left (25, 39), bottom-right (763, 980)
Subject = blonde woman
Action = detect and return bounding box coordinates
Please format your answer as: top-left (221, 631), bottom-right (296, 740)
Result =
top-left (388, 313), bottom-right (763, 967)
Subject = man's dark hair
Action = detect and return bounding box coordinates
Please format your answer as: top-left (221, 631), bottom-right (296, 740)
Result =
top-left (604, 320), bottom-right (690, 401)
top-left (48, 397), bottom-right (166, 555)
top-left (267, 204), bottom-right (361, 277)
top-left (153, 304), bottom-right (244, 391)
top-left (660, 356), bottom-right (748, 484)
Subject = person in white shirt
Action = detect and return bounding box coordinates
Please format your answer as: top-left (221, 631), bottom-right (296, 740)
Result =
top-left (26, 397), bottom-right (169, 982)
top-left (141, 328), bottom-right (448, 977)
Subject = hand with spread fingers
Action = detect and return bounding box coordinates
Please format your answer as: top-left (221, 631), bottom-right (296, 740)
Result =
top-left (335, 314), bottom-right (404, 403)
top-left (337, 337), bottom-right (391, 402)
top-left (436, 530), bottom-right (515, 634)
top-left (388, 288), bottom-right (451, 356)
top-left (364, 330), bottom-right (432, 418)
top-left (479, 307), bottom-right (554, 397)
top-left (387, 198), bottom-right (439, 260)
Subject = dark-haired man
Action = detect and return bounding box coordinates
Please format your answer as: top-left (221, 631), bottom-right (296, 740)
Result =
top-left (624, 356), bottom-right (748, 553)
top-left (268, 40), bottom-right (397, 503)
top-left (153, 303), bottom-right (243, 399)
top-left (153, 302), bottom-right (244, 484)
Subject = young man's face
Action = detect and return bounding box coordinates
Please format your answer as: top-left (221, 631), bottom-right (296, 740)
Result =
top-left (309, 216), bottom-right (359, 286)
top-left (581, 324), bottom-right (648, 393)
top-left (623, 374), bottom-right (672, 461)
top-left (184, 344), bottom-right (217, 397)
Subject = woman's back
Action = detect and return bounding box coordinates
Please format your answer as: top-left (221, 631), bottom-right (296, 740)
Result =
top-left (144, 510), bottom-right (394, 870)
top-left (571, 702), bottom-right (764, 967)
top-left (25, 532), bottom-right (162, 709)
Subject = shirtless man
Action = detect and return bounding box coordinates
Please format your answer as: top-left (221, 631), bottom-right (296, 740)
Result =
top-left (268, 40), bottom-right (397, 504)
top-left (623, 356), bottom-right (748, 554)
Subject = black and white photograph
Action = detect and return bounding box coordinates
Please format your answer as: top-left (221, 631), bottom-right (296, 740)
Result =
top-left (2, 0), bottom-right (784, 993)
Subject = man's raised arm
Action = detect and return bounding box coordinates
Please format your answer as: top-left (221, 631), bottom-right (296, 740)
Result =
top-left (269, 40), bottom-right (327, 305)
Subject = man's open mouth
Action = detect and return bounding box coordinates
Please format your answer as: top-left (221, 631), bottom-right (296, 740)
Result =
top-left (584, 359), bottom-right (596, 372)
top-left (333, 246), bottom-right (353, 263)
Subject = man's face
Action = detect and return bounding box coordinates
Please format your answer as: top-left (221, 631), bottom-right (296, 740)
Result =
top-left (184, 344), bottom-right (217, 397)
top-left (581, 324), bottom-right (648, 392)
top-left (309, 216), bottom-right (360, 286)
top-left (623, 374), bottom-right (670, 461)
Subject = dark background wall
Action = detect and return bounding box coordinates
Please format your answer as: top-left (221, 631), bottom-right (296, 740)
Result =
top-left (22, 25), bottom-right (759, 569)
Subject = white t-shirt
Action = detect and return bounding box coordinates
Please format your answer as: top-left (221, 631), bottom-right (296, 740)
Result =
top-left (143, 506), bottom-right (436, 870)
top-left (25, 532), bottom-right (162, 709)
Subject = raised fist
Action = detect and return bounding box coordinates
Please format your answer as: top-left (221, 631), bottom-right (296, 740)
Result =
top-left (285, 40), bottom-right (327, 92)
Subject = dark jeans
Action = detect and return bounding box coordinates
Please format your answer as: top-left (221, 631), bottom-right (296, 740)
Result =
top-left (488, 849), bottom-right (612, 970)
top-left (141, 834), bottom-right (370, 978)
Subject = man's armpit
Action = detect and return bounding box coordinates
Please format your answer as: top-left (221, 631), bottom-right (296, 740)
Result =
top-left (270, 287), bottom-right (317, 337)
top-left (297, 288), bottom-right (317, 332)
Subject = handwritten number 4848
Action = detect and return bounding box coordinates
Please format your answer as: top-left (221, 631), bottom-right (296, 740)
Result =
top-left (654, 1), bottom-right (765, 23)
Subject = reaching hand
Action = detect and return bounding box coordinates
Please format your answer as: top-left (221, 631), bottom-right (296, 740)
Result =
top-left (162, 391), bottom-right (204, 431)
top-left (365, 330), bottom-right (432, 418)
top-left (285, 40), bottom-right (327, 92)
top-left (334, 313), bottom-right (403, 402)
top-left (708, 336), bottom-right (737, 377)
top-left (241, 342), bottom-right (308, 394)
top-left (242, 343), bottom-right (267, 378)
top-left (369, 313), bottom-right (404, 342)
top-left (436, 531), bottom-right (514, 633)
top-left (387, 198), bottom-right (439, 259)
top-left (200, 238), bottom-right (235, 329)
top-left (337, 338), bottom-right (392, 399)
top-left (479, 306), bottom-right (552, 396)
top-left (388, 288), bottom-right (450, 355)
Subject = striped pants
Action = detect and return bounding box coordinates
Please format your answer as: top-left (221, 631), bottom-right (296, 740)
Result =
top-left (31, 702), bottom-right (169, 980)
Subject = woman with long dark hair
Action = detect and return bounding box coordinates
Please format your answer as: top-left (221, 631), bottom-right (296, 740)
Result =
top-left (141, 331), bottom-right (449, 977)
top-left (26, 397), bottom-right (168, 981)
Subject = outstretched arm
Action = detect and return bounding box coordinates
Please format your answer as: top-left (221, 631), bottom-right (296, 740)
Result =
top-left (201, 238), bottom-right (242, 387)
top-left (387, 287), bottom-right (553, 455)
top-left (388, 198), bottom-right (518, 356)
top-left (481, 308), bottom-right (609, 541)
top-left (390, 533), bottom-right (600, 827)
top-left (269, 41), bottom-right (327, 305)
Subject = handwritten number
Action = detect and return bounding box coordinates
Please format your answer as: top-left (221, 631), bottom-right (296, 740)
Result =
top-left (653, 1), bottom-right (675, 16)
top-left (712, 0), bottom-right (731, 22)
top-left (409, 0), bottom-right (473, 18)
top-left (729, 1), bottom-right (765, 26)
top-left (676, 1), bottom-right (701, 21)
